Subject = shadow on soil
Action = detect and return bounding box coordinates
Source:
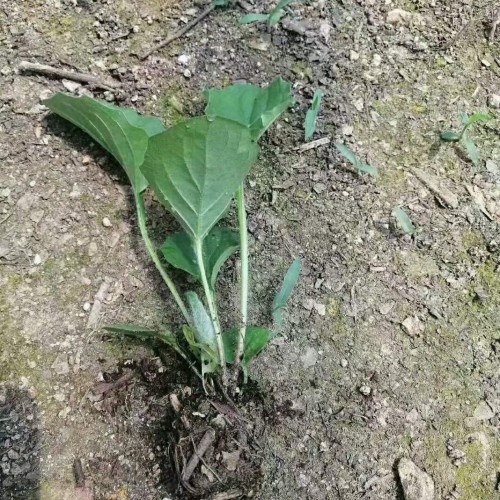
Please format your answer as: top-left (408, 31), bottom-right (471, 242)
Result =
top-left (0, 385), bottom-right (40, 500)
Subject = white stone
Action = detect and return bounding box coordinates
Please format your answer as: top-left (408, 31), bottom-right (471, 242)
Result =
top-left (398, 458), bottom-right (434, 500)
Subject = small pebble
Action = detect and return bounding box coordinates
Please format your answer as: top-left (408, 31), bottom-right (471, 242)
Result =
top-left (83, 302), bottom-right (91, 311)
top-left (102, 217), bottom-right (112, 227)
top-left (33, 254), bottom-right (42, 266)
top-left (359, 385), bottom-right (371, 396)
top-left (340, 359), bottom-right (348, 368)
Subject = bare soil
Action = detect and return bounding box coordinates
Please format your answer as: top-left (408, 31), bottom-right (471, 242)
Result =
top-left (1, 0), bottom-right (499, 499)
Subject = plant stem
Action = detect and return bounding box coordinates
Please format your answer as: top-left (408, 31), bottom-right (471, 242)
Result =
top-left (135, 192), bottom-right (191, 324)
top-left (233, 184), bottom-right (248, 382)
top-left (194, 238), bottom-right (228, 386)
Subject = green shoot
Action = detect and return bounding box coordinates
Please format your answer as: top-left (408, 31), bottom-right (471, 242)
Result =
top-left (440, 112), bottom-right (493, 166)
top-left (240, 0), bottom-right (304, 27)
top-left (392, 207), bottom-right (416, 235)
top-left (304, 89), bottom-right (322, 141)
top-left (335, 143), bottom-right (379, 177)
top-left (272, 259), bottom-right (302, 325)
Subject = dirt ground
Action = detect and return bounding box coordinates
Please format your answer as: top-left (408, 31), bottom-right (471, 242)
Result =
top-left (1, 0), bottom-right (500, 498)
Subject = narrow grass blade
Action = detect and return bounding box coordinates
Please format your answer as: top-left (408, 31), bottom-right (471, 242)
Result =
top-left (304, 89), bottom-right (322, 141)
top-left (240, 13), bottom-right (269, 24)
top-left (335, 143), bottom-right (378, 177)
top-left (463, 134), bottom-right (480, 166)
top-left (272, 259), bottom-right (301, 325)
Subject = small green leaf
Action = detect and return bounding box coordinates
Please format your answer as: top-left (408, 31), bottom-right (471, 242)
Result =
top-left (465, 112), bottom-right (493, 127)
top-left (463, 133), bottom-right (480, 166)
top-left (141, 116), bottom-right (258, 241)
top-left (161, 227), bottom-right (239, 289)
top-left (223, 327), bottom-right (271, 364)
top-left (272, 259), bottom-right (301, 325)
top-left (43, 94), bottom-right (165, 194)
top-left (335, 143), bottom-right (379, 177)
top-left (240, 13), bottom-right (270, 24)
top-left (205, 78), bottom-right (293, 139)
top-left (440, 131), bottom-right (461, 142)
top-left (213, 0), bottom-right (230, 6)
top-left (392, 208), bottom-right (416, 235)
top-left (186, 292), bottom-right (218, 361)
top-left (269, 0), bottom-right (298, 25)
top-left (304, 89), bottom-right (322, 141)
top-left (104, 324), bottom-right (181, 350)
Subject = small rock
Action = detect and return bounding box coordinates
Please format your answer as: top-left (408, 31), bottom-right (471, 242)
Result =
top-left (359, 385), bottom-right (371, 396)
top-left (177, 54), bottom-right (190, 66)
top-left (313, 183), bottom-right (327, 194)
top-left (406, 408), bottom-right (420, 424)
top-left (486, 160), bottom-right (499, 174)
top-left (387, 9), bottom-right (413, 25)
top-left (353, 97), bottom-right (364, 112)
top-left (372, 54), bottom-right (382, 66)
top-left (183, 69), bottom-right (192, 78)
top-left (33, 254), bottom-right (42, 266)
top-left (88, 242), bottom-right (98, 257)
top-left (487, 94), bottom-right (500, 108)
top-left (473, 401), bottom-right (494, 421)
top-left (341, 124), bottom-right (354, 136)
top-left (340, 359), bottom-right (348, 368)
top-left (350, 50), bottom-right (360, 61)
top-left (314, 302), bottom-right (326, 316)
top-left (83, 302), bottom-right (91, 312)
top-left (7, 449), bottom-right (19, 460)
top-left (102, 217), bottom-right (112, 227)
top-left (401, 316), bottom-right (425, 337)
top-left (222, 450), bottom-right (240, 472)
top-left (51, 354), bottom-right (70, 375)
top-left (301, 347), bottom-right (318, 368)
top-left (397, 458), bottom-right (434, 500)
top-left (62, 79), bottom-right (82, 93)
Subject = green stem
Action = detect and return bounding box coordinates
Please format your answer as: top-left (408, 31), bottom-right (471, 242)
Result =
top-left (234, 184), bottom-right (248, 381)
top-left (135, 192), bottom-right (190, 324)
top-left (194, 238), bottom-right (228, 386)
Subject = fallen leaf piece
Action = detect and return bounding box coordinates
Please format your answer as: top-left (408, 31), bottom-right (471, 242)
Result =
top-left (222, 449), bottom-right (241, 472)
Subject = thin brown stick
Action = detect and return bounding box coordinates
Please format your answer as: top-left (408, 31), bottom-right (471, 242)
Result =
top-left (181, 428), bottom-right (216, 483)
top-left (140, 4), bottom-right (216, 60)
top-left (18, 61), bottom-right (122, 90)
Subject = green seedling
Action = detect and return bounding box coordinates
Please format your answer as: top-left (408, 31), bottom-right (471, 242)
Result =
top-left (392, 207), bottom-right (416, 235)
top-left (335, 142), bottom-right (378, 177)
top-left (43, 78), bottom-right (300, 392)
top-left (240, 0), bottom-right (303, 27)
top-left (440, 112), bottom-right (493, 166)
top-left (304, 89), bottom-right (322, 141)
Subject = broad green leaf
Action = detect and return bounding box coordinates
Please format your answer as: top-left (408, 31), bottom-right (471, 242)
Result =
top-left (392, 208), bottom-right (416, 235)
top-left (272, 259), bottom-right (301, 325)
top-left (463, 133), bottom-right (480, 166)
top-left (161, 227), bottom-right (239, 289)
top-left (205, 78), bottom-right (293, 139)
top-left (223, 327), bottom-right (271, 364)
top-left (240, 13), bottom-right (270, 24)
top-left (43, 94), bottom-right (165, 194)
top-left (304, 89), bottom-right (322, 141)
top-left (440, 131), bottom-right (461, 142)
top-left (141, 116), bottom-right (258, 241)
top-left (335, 143), bottom-right (378, 177)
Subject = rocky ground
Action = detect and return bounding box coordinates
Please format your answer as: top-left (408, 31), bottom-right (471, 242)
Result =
top-left (1, 0), bottom-right (499, 499)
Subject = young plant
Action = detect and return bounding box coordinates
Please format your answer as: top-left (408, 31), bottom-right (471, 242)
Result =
top-left (440, 112), bottom-right (493, 166)
top-left (335, 142), bottom-right (378, 177)
top-left (43, 79), bottom-right (300, 392)
top-left (304, 89), bottom-right (322, 141)
top-left (240, 0), bottom-right (303, 27)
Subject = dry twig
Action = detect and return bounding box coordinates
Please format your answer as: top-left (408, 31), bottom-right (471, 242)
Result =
top-left (18, 61), bottom-right (122, 90)
top-left (181, 428), bottom-right (216, 484)
top-left (140, 4), bottom-right (216, 60)
top-left (490, 8), bottom-right (500, 43)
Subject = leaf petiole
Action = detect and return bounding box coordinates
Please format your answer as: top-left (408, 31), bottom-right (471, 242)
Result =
top-left (194, 237), bottom-right (228, 385)
top-left (135, 191), bottom-right (191, 324)
top-left (233, 184), bottom-right (248, 383)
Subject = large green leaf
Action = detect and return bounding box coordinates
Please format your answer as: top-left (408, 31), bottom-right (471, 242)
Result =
top-left (43, 94), bottom-right (165, 193)
top-left (204, 78), bottom-right (293, 139)
top-left (304, 89), bottom-right (322, 141)
top-left (161, 227), bottom-right (239, 289)
top-left (272, 259), bottom-right (301, 325)
top-left (141, 116), bottom-right (258, 241)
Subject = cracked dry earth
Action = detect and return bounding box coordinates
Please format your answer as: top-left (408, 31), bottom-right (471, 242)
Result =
top-left (1, 0), bottom-right (500, 499)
